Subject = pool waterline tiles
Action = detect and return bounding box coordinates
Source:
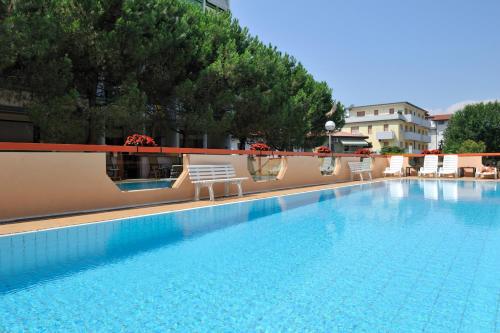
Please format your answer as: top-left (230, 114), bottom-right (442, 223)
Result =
top-left (0, 180), bottom-right (499, 331)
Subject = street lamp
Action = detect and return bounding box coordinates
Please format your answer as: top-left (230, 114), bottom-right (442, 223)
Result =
top-left (325, 120), bottom-right (336, 151)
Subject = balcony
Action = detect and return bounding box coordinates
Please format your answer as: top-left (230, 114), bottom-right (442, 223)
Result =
top-left (376, 131), bottom-right (395, 140)
top-left (404, 132), bottom-right (432, 143)
top-left (404, 114), bottom-right (431, 128)
top-left (345, 113), bottom-right (404, 124)
top-left (345, 113), bottom-right (431, 128)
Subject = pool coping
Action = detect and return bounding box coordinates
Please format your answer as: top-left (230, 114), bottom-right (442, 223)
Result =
top-left (0, 177), bottom-right (498, 237)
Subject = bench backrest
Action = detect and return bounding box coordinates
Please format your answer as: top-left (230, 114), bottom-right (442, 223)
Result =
top-left (188, 164), bottom-right (237, 182)
top-left (348, 159), bottom-right (372, 173)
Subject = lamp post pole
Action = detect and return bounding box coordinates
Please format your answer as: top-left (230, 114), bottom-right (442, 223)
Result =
top-left (325, 121), bottom-right (336, 151)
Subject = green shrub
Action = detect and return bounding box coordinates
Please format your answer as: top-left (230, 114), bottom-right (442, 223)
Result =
top-left (380, 146), bottom-right (405, 154)
top-left (457, 140), bottom-right (486, 153)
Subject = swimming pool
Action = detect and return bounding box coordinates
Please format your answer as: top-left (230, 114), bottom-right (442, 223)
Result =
top-left (1, 180), bottom-right (499, 332)
top-left (115, 179), bottom-right (172, 191)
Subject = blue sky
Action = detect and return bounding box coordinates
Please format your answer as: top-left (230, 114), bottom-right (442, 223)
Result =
top-left (231, 0), bottom-right (500, 114)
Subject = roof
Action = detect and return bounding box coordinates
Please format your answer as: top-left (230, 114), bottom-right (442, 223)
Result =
top-left (429, 114), bottom-right (452, 121)
top-left (332, 131), bottom-right (369, 139)
top-left (349, 101), bottom-right (430, 116)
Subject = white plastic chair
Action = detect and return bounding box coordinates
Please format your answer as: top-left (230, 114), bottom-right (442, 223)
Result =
top-left (438, 155), bottom-right (458, 178)
top-left (383, 156), bottom-right (404, 177)
top-left (418, 155), bottom-right (438, 177)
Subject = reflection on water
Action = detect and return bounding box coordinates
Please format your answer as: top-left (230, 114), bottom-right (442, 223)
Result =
top-left (386, 179), bottom-right (497, 202)
top-left (0, 184), bottom-right (364, 293)
top-left (1, 180), bottom-right (497, 294)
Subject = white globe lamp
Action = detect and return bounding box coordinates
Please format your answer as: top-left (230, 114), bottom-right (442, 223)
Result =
top-left (325, 121), bottom-right (336, 150)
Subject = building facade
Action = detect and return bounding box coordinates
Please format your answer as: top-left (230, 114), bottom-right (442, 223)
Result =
top-left (428, 114), bottom-right (452, 150)
top-left (341, 102), bottom-right (431, 153)
top-left (330, 132), bottom-right (370, 153)
top-left (190, 0), bottom-right (230, 11)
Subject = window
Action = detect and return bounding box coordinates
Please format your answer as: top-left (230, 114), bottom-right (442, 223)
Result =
top-left (400, 142), bottom-right (404, 147)
top-left (389, 108), bottom-right (394, 114)
top-left (383, 142), bottom-right (389, 147)
top-left (356, 111), bottom-right (365, 117)
top-left (400, 124), bottom-right (403, 130)
top-left (367, 125), bottom-right (372, 134)
top-left (351, 126), bottom-right (359, 134)
top-left (374, 110), bottom-right (379, 115)
top-left (405, 142), bottom-right (409, 148)
top-left (383, 124), bottom-right (389, 131)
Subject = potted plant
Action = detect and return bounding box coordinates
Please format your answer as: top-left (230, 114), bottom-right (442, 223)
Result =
top-left (421, 149), bottom-right (441, 154)
top-left (315, 146), bottom-right (332, 154)
top-left (354, 148), bottom-right (371, 155)
top-left (249, 142), bottom-right (272, 178)
top-left (124, 134), bottom-right (157, 147)
top-left (124, 134), bottom-right (158, 178)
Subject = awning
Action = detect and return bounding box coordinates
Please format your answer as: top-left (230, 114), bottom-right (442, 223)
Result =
top-left (340, 139), bottom-right (369, 146)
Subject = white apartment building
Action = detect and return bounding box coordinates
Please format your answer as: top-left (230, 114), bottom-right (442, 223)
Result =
top-left (428, 114), bottom-right (452, 150)
top-left (342, 102), bottom-right (432, 153)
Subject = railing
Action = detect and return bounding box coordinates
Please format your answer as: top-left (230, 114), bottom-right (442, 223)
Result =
top-left (0, 142), bottom-right (367, 158)
top-left (403, 132), bottom-right (431, 143)
top-left (376, 131), bottom-right (395, 140)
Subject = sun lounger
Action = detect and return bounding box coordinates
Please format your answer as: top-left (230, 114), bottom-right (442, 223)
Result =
top-left (418, 155), bottom-right (438, 177)
top-left (438, 155), bottom-right (458, 178)
top-left (475, 166), bottom-right (498, 179)
top-left (383, 155), bottom-right (404, 177)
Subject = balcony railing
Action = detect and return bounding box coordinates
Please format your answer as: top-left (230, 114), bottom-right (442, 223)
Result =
top-left (404, 132), bottom-right (432, 143)
top-left (404, 115), bottom-right (431, 128)
top-left (345, 114), bottom-right (404, 124)
top-left (345, 113), bottom-right (431, 128)
top-left (376, 131), bottom-right (395, 140)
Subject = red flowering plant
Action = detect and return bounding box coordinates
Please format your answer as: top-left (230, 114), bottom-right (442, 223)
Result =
top-left (124, 134), bottom-right (157, 147)
top-left (249, 142), bottom-right (271, 151)
top-left (354, 148), bottom-right (372, 155)
top-left (315, 146), bottom-right (332, 154)
top-left (421, 149), bottom-right (441, 155)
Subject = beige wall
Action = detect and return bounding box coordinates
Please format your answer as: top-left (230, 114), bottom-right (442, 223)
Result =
top-left (0, 152), bottom-right (391, 221)
top-left (0, 152), bottom-right (487, 222)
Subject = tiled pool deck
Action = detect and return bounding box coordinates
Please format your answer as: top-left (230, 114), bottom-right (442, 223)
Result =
top-left (0, 177), bottom-right (497, 236)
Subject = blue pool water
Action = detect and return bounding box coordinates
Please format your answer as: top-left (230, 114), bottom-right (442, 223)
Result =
top-left (1, 180), bottom-right (499, 332)
top-left (116, 179), bottom-right (172, 191)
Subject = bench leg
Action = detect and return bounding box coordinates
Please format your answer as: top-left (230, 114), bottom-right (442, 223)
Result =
top-left (360, 173), bottom-right (364, 181)
top-left (368, 172), bottom-right (372, 180)
top-left (224, 183), bottom-right (229, 197)
top-left (194, 184), bottom-right (201, 201)
top-left (208, 184), bottom-right (215, 201)
top-left (236, 182), bottom-right (243, 197)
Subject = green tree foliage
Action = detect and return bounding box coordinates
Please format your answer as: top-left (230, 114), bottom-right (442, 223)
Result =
top-left (443, 102), bottom-right (500, 153)
top-left (456, 139), bottom-right (486, 153)
top-left (0, 0), bottom-right (342, 148)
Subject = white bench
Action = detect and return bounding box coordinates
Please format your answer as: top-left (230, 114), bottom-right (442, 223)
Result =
top-left (348, 159), bottom-right (372, 181)
top-left (187, 164), bottom-right (248, 201)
